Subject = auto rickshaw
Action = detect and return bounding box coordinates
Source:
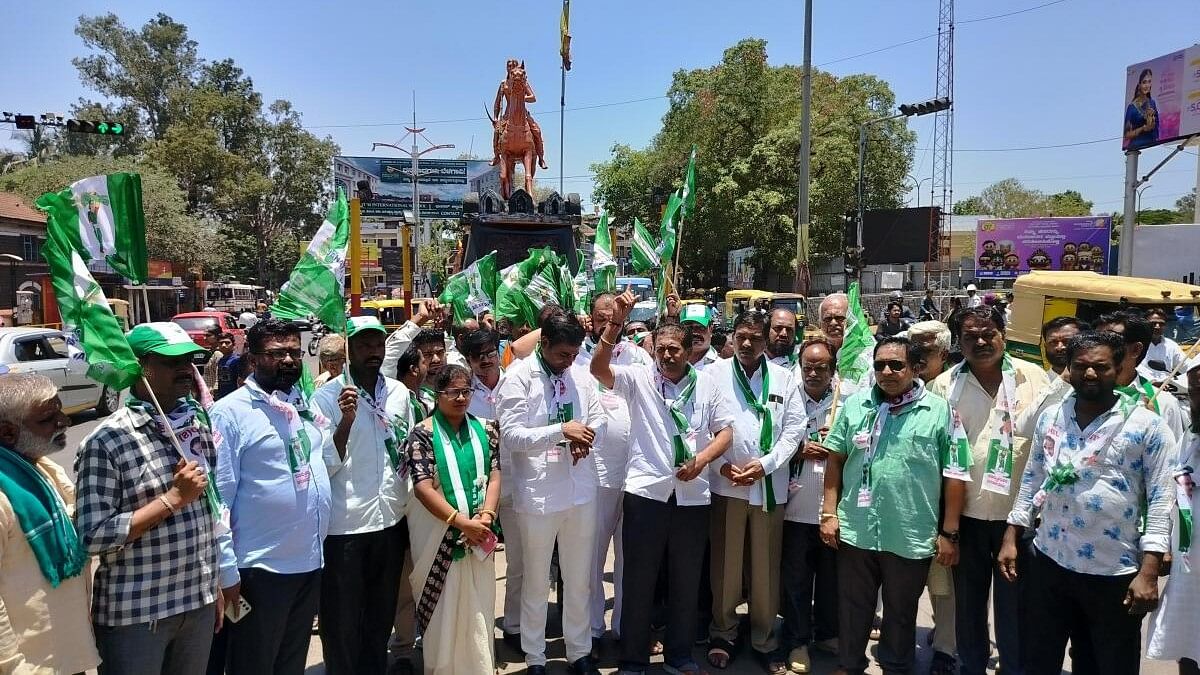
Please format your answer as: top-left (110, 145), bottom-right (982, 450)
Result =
top-left (1007, 270), bottom-right (1200, 369)
top-left (357, 298), bottom-right (435, 329)
top-left (724, 290), bottom-right (772, 328)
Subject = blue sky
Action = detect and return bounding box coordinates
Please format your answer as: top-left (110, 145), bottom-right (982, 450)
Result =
top-left (2, 0), bottom-right (1198, 215)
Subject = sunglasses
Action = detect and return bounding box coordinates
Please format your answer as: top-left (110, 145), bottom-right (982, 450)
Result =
top-left (872, 359), bottom-right (908, 373)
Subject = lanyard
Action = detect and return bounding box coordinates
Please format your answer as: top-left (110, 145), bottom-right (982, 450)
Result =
top-left (732, 356), bottom-right (776, 509)
top-left (1116, 379), bottom-right (1160, 416)
top-left (355, 377), bottom-right (408, 475)
top-left (656, 366), bottom-right (698, 467)
top-left (793, 388), bottom-right (832, 479)
top-left (537, 348), bottom-right (574, 424)
top-left (1034, 400), bottom-right (1128, 507)
top-left (947, 357), bottom-right (1018, 492)
top-left (430, 411), bottom-right (490, 559)
top-left (245, 378), bottom-right (316, 476)
top-left (859, 381), bottom-right (926, 488)
top-left (127, 396), bottom-right (225, 518)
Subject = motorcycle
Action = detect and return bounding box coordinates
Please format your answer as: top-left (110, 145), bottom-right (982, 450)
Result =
top-left (307, 321), bottom-right (329, 356)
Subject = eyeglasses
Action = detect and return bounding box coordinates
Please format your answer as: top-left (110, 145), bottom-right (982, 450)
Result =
top-left (439, 388), bottom-right (472, 400)
top-left (254, 348), bottom-right (303, 361)
top-left (873, 359), bottom-right (908, 373)
top-left (801, 363), bottom-right (832, 374)
top-left (820, 315), bottom-right (847, 325)
top-left (471, 350), bottom-right (499, 362)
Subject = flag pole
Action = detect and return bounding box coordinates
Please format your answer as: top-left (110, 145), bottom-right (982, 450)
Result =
top-left (139, 375), bottom-right (193, 461)
top-left (141, 286), bottom-right (152, 324)
top-left (673, 216), bottom-right (685, 290)
top-left (559, 64), bottom-right (565, 197)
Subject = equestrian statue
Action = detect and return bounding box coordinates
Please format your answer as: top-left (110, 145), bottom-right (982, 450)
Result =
top-left (489, 59), bottom-right (547, 199)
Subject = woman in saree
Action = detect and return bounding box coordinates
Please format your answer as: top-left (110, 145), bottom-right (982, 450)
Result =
top-left (405, 364), bottom-right (502, 674)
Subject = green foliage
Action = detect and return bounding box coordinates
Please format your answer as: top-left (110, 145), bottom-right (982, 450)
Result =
top-left (1177, 189), bottom-right (1196, 221)
top-left (1044, 190), bottom-right (1093, 217)
top-left (590, 39), bottom-right (914, 286)
top-left (953, 196), bottom-right (987, 215)
top-left (956, 179), bottom-right (1095, 219)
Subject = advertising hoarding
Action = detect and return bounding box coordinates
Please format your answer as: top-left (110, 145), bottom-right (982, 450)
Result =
top-left (1122, 46), bottom-right (1200, 151)
top-left (975, 217), bottom-right (1112, 279)
top-left (727, 247), bottom-right (756, 289)
top-left (843, 207), bottom-right (941, 265)
top-left (333, 156), bottom-right (501, 221)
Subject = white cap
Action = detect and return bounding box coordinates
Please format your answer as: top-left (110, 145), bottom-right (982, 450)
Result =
top-left (966, 284), bottom-right (978, 291)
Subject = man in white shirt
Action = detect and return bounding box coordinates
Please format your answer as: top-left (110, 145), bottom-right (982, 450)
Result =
top-left (497, 313), bottom-right (606, 675)
top-left (312, 316), bottom-right (413, 675)
top-left (706, 311), bottom-right (804, 673)
top-left (1001, 331), bottom-right (1173, 673)
top-left (1140, 306), bottom-right (1188, 384)
top-left (1093, 310), bottom-right (1186, 444)
top-left (965, 284), bottom-right (982, 308)
top-left (928, 306), bottom-right (1048, 675)
top-left (779, 338), bottom-right (840, 673)
top-left (591, 289), bottom-right (735, 675)
top-left (817, 294), bottom-right (848, 354)
top-left (681, 303), bottom-right (722, 372)
top-left (766, 308), bottom-right (801, 374)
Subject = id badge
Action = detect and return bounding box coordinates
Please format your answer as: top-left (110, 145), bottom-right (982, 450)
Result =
top-left (685, 431), bottom-right (699, 457)
top-left (982, 473), bottom-right (1012, 495)
top-left (293, 464), bottom-right (312, 491)
top-left (853, 432), bottom-right (870, 450)
top-left (812, 458), bottom-right (826, 475)
top-left (548, 442), bottom-right (566, 463)
top-left (214, 504), bottom-right (232, 537)
top-left (856, 487), bottom-right (873, 508)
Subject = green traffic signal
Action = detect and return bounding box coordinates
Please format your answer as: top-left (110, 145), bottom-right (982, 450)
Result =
top-left (64, 118), bottom-right (126, 135)
top-left (97, 122), bottom-right (109, 134)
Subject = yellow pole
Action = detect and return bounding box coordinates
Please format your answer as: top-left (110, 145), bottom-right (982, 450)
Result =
top-left (350, 198), bottom-right (362, 315)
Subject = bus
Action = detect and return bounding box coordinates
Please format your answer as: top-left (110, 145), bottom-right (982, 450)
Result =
top-left (616, 276), bottom-right (654, 302)
top-left (200, 282), bottom-right (264, 313)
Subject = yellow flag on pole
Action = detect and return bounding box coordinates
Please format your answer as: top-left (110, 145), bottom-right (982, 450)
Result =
top-left (560, 0), bottom-right (572, 71)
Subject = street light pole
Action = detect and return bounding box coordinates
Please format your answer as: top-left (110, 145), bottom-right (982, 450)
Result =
top-left (793, 0), bottom-right (813, 295)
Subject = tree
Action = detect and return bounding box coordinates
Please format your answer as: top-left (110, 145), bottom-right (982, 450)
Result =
top-left (591, 39), bottom-right (914, 285)
top-left (953, 196), bottom-right (987, 215)
top-left (1044, 190), bottom-right (1092, 216)
top-left (1177, 189), bottom-right (1196, 222)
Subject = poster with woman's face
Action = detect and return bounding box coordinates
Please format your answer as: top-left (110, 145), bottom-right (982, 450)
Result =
top-left (1122, 46), bottom-right (1200, 151)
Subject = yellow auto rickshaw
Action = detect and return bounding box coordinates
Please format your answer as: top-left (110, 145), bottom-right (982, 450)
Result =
top-left (1008, 271), bottom-right (1200, 368)
top-left (357, 298), bottom-right (435, 329)
top-left (724, 290), bottom-right (772, 327)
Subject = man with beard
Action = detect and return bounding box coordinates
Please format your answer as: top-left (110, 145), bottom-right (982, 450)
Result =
top-left (0, 374), bottom-right (99, 674)
top-left (928, 306), bottom-right (1048, 675)
top-left (1092, 310), bottom-right (1186, 444)
top-left (818, 336), bottom-right (967, 675)
top-left (1001, 331), bottom-right (1174, 673)
top-left (705, 311), bottom-right (804, 674)
top-left (212, 320), bottom-right (332, 675)
top-left (76, 323), bottom-right (229, 675)
top-left (312, 317), bottom-right (414, 675)
top-left (1015, 317), bottom-right (1086, 441)
top-left (766, 308), bottom-right (801, 375)
top-left (779, 338), bottom-right (840, 673)
top-left (818, 294), bottom-right (849, 354)
top-left (591, 289), bottom-right (734, 675)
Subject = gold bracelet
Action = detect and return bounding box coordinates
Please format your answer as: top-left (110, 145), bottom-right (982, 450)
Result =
top-left (478, 509), bottom-right (497, 519)
top-left (819, 512), bottom-right (838, 521)
top-left (445, 508), bottom-right (458, 525)
top-left (159, 495), bottom-right (176, 514)
top-left (599, 333), bottom-right (617, 347)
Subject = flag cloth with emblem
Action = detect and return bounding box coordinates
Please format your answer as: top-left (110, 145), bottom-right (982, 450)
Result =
top-left (438, 250), bottom-right (499, 324)
top-left (35, 172), bottom-right (148, 284)
top-left (630, 218), bottom-right (657, 275)
top-left (40, 221), bottom-right (141, 390)
top-left (270, 188), bottom-right (350, 333)
top-left (496, 248), bottom-right (560, 328)
top-left (592, 211), bottom-right (617, 293)
top-left (681, 145), bottom-right (698, 220)
top-left (838, 281), bottom-right (875, 384)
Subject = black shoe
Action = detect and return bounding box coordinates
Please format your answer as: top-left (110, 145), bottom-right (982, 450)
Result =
top-left (526, 666), bottom-right (547, 675)
top-left (568, 655), bottom-right (601, 675)
top-left (503, 631), bottom-right (523, 654)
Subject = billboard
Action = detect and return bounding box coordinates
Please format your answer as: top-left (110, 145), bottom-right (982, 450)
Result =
top-left (844, 207), bottom-right (941, 265)
top-left (727, 247), bottom-right (756, 289)
top-left (975, 217), bottom-right (1112, 279)
top-left (333, 156), bottom-right (501, 221)
top-left (1122, 46), bottom-right (1200, 151)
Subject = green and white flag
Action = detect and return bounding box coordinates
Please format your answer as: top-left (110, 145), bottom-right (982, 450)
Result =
top-left (681, 145), bottom-right (697, 220)
top-left (41, 224), bottom-right (141, 390)
top-left (657, 189), bottom-right (683, 267)
top-left (439, 251), bottom-right (499, 324)
top-left (837, 282), bottom-right (875, 384)
top-left (271, 189), bottom-right (350, 333)
top-left (496, 248), bottom-right (558, 328)
top-left (573, 249), bottom-right (592, 314)
top-left (592, 212), bottom-right (616, 294)
top-left (631, 218), bottom-right (658, 274)
top-left (36, 172), bottom-right (148, 284)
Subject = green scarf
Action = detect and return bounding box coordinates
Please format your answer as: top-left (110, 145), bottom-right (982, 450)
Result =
top-left (0, 446), bottom-right (86, 586)
top-left (431, 411), bottom-right (492, 560)
top-left (1116, 378), bottom-right (1160, 416)
top-left (659, 366), bottom-right (698, 467)
top-left (732, 355), bottom-right (776, 510)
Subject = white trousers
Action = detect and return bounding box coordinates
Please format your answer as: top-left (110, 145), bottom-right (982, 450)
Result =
top-left (590, 486), bottom-right (624, 638)
top-left (519, 500), bottom-right (598, 666)
top-left (499, 495), bottom-right (524, 634)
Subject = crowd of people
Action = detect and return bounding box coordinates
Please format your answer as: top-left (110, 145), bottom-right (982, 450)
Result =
top-left (0, 287), bottom-right (1196, 675)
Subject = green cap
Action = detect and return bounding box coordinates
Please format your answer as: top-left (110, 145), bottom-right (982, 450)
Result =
top-left (126, 322), bottom-right (207, 358)
top-left (346, 315), bottom-right (388, 338)
top-left (679, 303), bottom-right (712, 327)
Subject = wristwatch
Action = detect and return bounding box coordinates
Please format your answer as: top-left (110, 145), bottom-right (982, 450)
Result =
top-left (939, 529), bottom-right (959, 544)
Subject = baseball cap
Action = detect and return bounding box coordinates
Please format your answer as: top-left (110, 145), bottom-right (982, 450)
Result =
top-left (680, 303), bottom-right (712, 327)
top-left (346, 315), bottom-right (388, 338)
top-left (966, 284), bottom-right (978, 291)
top-left (126, 322), bottom-right (207, 358)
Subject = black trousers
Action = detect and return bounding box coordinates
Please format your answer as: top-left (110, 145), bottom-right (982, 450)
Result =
top-left (319, 521), bottom-right (407, 675)
top-left (780, 521), bottom-right (839, 649)
top-left (618, 492), bottom-right (710, 672)
top-left (1024, 548), bottom-right (1144, 675)
top-left (837, 544), bottom-right (931, 675)
top-left (954, 516), bottom-right (1023, 674)
top-left (226, 568), bottom-right (321, 675)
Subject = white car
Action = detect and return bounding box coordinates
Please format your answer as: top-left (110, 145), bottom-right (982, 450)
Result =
top-left (0, 327), bottom-right (121, 415)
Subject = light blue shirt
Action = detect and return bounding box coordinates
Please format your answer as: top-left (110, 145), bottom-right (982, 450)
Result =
top-left (212, 379), bottom-right (332, 587)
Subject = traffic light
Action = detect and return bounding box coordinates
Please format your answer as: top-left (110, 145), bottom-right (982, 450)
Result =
top-left (65, 119), bottom-right (125, 136)
top-left (14, 115), bottom-right (35, 130)
top-left (899, 97), bottom-right (951, 117)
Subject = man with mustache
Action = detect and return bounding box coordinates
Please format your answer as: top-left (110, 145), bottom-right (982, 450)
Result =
top-left (1092, 310), bottom-right (1186, 444)
top-left (312, 316), bottom-right (415, 675)
top-left (766, 308), bottom-right (801, 374)
top-left (0, 373), bottom-right (99, 674)
top-left (928, 306), bottom-right (1047, 675)
top-left (76, 323), bottom-right (229, 675)
top-left (211, 320), bottom-right (332, 675)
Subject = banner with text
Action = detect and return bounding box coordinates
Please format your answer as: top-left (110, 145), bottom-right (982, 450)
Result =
top-left (334, 156), bottom-right (501, 221)
top-left (1122, 46), bottom-right (1200, 151)
top-left (975, 217), bottom-right (1112, 279)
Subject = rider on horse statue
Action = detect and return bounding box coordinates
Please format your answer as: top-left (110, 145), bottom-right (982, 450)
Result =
top-left (491, 59), bottom-right (548, 171)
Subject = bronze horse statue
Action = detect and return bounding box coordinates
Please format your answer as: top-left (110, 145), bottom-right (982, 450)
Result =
top-left (488, 59), bottom-right (547, 199)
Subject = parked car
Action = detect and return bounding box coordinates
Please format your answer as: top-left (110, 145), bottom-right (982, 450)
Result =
top-left (0, 328), bottom-right (121, 415)
top-left (171, 311), bottom-right (246, 364)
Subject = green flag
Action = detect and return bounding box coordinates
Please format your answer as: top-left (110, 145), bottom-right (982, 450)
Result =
top-left (495, 248), bottom-right (557, 328)
top-left (41, 224), bottom-right (141, 390)
top-left (631, 218), bottom-right (657, 274)
top-left (271, 189), bottom-right (350, 332)
top-left (592, 212), bottom-right (616, 293)
top-left (438, 251), bottom-right (500, 324)
top-left (35, 172), bottom-right (149, 284)
top-left (837, 282), bottom-right (875, 383)
top-left (657, 189), bottom-right (683, 267)
top-left (681, 145), bottom-right (697, 220)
